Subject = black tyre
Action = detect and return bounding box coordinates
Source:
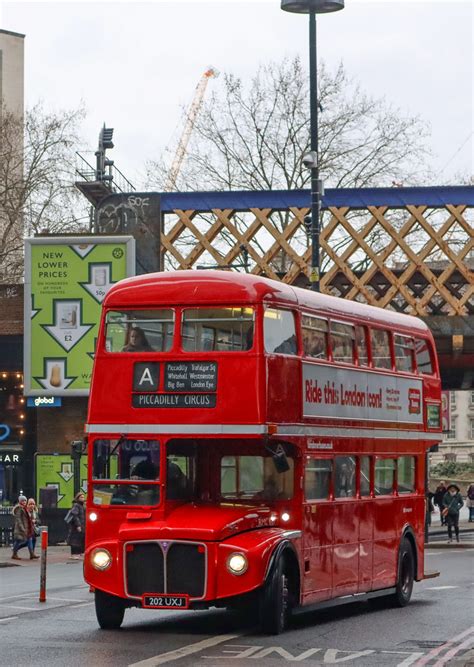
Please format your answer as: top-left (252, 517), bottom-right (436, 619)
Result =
top-left (259, 556), bottom-right (291, 635)
top-left (95, 589), bottom-right (125, 629)
top-left (392, 537), bottom-right (415, 608)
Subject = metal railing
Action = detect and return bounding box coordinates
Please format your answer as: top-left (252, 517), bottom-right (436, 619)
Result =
top-left (0, 507), bottom-right (13, 547)
top-left (75, 152), bottom-right (135, 194)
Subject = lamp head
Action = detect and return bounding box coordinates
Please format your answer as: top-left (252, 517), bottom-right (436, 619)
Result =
top-left (281, 0), bottom-right (344, 13)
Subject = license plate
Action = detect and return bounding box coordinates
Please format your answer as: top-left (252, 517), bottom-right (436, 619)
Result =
top-left (142, 594), bottom-right (189, 609)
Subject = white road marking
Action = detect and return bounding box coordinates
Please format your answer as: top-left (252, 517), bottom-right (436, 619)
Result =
top-left (70, 602), bottom-right (94, 608)
top-left (0, 585), bottom-right (88, 604)
top-left (426, 586), bottom-right (459, 590)
top-left (40, 597), bottom-right (86, 603)
top-left (0, 616), bottom-right (18, 623)
top-left (411, 625), bottom-right (474, 667)
top-left (1, 605), bottom-right (38, 611)
top-left (393, 653), bottom-right (424, 667)
top-left (128, 634), bottom-right (243, 666)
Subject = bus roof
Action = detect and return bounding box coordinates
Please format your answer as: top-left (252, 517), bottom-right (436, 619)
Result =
top-left (104, 270), bottom-right (430, 335)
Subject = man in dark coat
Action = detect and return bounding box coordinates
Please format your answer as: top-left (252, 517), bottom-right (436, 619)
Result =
top-left (442, 484), bottom-right (464, 543)
top-left (12, 495), bottom-right (38, 560)
top-left (434, 481), bottom-right (447, 525)
top-left (67, 492), bottom-right (86, 559)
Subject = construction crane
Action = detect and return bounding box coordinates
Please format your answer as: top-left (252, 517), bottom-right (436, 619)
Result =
top-left (164, 66), bottom-right (219, 192)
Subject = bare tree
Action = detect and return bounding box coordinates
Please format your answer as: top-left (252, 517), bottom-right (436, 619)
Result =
top-left (147, 58), bottom-right (431, 192)
top-left (145, 58), bottom-right (432, 273)
top-left (0, 103), bottom-right (88, 283)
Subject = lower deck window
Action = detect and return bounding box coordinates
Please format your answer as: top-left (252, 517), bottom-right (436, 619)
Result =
top-left (360, 456), bottom-right (371, 496)
top-left (221, 454), bottom-right (294, 501)
top-left (375, 458), bottom-right (396, 495)
top-left (334, 456), bottom-right (356, 498)
top-left (397, 456), bottom-right (415, 493)
top-left (305, 459), bottom-right (332, 500)
top-left (92, 484), bottom-right (160, 506)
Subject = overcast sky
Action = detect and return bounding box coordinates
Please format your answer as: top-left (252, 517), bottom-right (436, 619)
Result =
top-left (2, 0), bottom-right (473, 188)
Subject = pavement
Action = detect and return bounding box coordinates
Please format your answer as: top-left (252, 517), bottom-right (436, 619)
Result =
top-left (0, 506), bottom-right (472, 566)
top-left (0, 544), bottom-right (74, 567)
top-left (427, 504), bottom-right (474, 547)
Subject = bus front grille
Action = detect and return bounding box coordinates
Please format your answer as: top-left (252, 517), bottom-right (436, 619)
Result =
top-left (125, 541), bottom-right (206, 599)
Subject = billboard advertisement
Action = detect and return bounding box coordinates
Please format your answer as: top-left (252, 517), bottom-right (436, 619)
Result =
top-left (35, 453), bottom-right (88, 509)
top-left (24, 236), bottom-right (135, 396)
top-left (303, 363), bottom-right (423, 424)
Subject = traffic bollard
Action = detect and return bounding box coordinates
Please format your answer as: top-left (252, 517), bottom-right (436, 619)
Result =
top-left (39, 526), bottom-right (48, 602)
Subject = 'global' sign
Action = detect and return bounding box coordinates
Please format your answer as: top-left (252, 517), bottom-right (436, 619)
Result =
top-left (26, 396), bottom-right (62, 408)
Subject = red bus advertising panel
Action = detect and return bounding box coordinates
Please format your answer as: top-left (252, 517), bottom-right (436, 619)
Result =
top-left (84, 271), bottom-right (441, 633)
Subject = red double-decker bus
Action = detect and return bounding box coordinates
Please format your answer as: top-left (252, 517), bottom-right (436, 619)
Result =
top-left (84, 271), bottom-right (441, 633)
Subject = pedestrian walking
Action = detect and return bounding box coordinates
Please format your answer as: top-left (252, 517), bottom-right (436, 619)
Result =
top-left (67, 492), bottom-right (85, 559)
top-left (434, 481), bottom-right (447, 525)
top-left (426, 489), bottom-right (435, 528)
top-left (442, 484), bottom-right (464, 543)
top-left (27, 498), bottom-right (41, 555)
top-left (466, 483), bottom-right (474, 523)
top-left (11, 495), bottom-right (38, 560)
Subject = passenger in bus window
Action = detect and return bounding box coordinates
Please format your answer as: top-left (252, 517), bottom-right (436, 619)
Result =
top-left (335, 458), bottom-right (355, 497)
top-left (166, 460), bottom-right (190, 500)
top-left (122, 327), bottom-right (153, 352)
top-left (130, 459), bottom-right (158, 480)
top-left (274, 334), bottom-right (297, 355)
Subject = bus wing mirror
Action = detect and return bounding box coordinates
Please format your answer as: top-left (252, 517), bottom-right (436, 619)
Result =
top-left (272, 444), bottom-right (290, 474)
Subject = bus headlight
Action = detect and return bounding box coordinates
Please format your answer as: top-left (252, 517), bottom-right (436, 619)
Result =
top-left (227, 552), bottom-right (248, 576)
top-left (91, 548), bottom-right (112, 571)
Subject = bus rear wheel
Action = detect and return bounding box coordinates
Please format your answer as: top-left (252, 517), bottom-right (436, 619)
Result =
top-left (95, 589), bottom-right (125, 629)
top-left (392, 538), bottom-right (415, 608)
top-left (259, 556), bottom-right (291, 635)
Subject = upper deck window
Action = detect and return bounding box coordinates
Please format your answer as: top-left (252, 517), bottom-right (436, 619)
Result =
top-left (415, 338), bottom-right (434, 375)
top-left (355, 325), bottom-right (369, 366)
top-left (331, 322), bottom-right (355, 364)
top-left (302, 314), bottom-right (328, 359)
top-left (371, 329), bottom-right (391, 369)
top-left (264, 308), bottom-right (297, 355)
top-left (394, 335), bottom-right (414, 372)
top-left (181, 307), bottom-right (254, 352)
top-left (105, 310), bottom-right (174, 353)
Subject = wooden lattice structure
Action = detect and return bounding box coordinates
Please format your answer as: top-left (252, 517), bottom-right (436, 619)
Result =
top-left (160, 186), bottom-right (473, 318)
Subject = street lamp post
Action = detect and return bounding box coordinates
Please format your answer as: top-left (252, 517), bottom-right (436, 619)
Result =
top-left (281, 0), bottom-right (344, 292)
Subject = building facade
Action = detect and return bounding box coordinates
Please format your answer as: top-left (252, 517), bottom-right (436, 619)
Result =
top-left (0, 30), bottom-right (26, 503)
top-left (431, 390), bottom-right (474, 465)
top-left (0, 28), bottom-right (24, 116)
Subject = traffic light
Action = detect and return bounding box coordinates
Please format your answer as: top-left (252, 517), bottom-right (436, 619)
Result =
top-left (96, 125), bottom-right (114, 181)
top-left (100, 126), bottom-right (114, 150)
top-left (71, 440), bottom-right (84, 459)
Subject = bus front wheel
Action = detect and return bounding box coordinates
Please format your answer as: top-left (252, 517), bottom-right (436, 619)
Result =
top-left (95, 589), bottom-right (125, 629)
top-left (392, 538), bottom-right (415, 608)
top-left (259, 556), bottom-right (290, 635)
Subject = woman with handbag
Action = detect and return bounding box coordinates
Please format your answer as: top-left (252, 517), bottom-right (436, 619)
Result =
top-left (442, 484), bottom-right (464, 543)
top-left (11, 495), bottom-right (38, 560)
top-left (27, 498), bottom-right (41, 555)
